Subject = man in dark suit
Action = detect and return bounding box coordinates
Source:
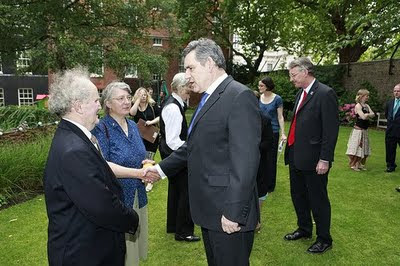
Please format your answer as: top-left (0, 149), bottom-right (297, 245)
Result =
top-left (385, 83), bottom-right (400, 174)
top-left (283, 58), bottom-right (339, 254)
top-left (145, 38), bottom-right (261, 265)
top-left (44, 68), bottom-right (139, 266)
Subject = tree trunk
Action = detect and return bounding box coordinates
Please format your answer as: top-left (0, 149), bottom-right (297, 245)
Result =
top-left (338, 40), bottom-right (368, 63)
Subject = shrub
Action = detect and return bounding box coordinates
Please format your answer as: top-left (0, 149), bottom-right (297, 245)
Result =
top-left (0, 106), bottom-right (58, 132)
top-left (339, 103), bottom-right (356, 126)
top-left (0, 128), bottom-right (55, 207)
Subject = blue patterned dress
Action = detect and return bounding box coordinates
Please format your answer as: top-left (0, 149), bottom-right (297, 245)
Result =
top-left (92, 114), bottom-right (147, 209)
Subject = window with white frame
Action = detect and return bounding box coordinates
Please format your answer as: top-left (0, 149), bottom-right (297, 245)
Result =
top-left (178, 51), bottom-right (185, 73)
top-left (125, 65), bottom-right (138, 78)
top-left (18, 88), bottom-right (34, 106)
top-left (0, 88), bottom-right (4, 106)
top-left (266, 63), bottom-right (273, 71)
top-left (153, 38), bottom-right (162, 47)
top-left (89, 47), bottom-right (104, 77)
top-left (152, 73), bottom-right (161, 81)
top-left (17, 51), bottom-right (32, 74)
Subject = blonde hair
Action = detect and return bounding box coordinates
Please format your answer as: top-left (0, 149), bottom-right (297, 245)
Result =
top-left (133, 87), bottom-right (156, 105)
top-left (355, 89), bottom-right (369, 103)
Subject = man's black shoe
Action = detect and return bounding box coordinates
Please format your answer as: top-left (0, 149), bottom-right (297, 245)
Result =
top-left (307, 241), bottom-right (332, 254)
top-left (175, 234), bottom-right (201, 242)
top-left (284, 230), bottom-right (311, 241)
top-left (385, 168), bottom-right (395, 172)
top-left (395, 187), bottom-right (400, 192)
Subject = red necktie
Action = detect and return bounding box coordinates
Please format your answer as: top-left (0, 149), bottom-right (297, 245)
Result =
top-left (288, 90), bottom-right (307, 146)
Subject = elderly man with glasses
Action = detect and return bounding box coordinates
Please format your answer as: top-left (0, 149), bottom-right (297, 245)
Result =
top-left (283, 58), bottom-right (339, 254)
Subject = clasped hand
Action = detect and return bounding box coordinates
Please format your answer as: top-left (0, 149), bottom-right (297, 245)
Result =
top-left (141, 163), bottom-right (161, 183)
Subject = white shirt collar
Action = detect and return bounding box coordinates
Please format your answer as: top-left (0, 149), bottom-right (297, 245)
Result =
top-left (62, 118), bottom-right (92, 140)
top-left (171, 92), bottom-right (184, 107)
top-left (205, 73), bottom-right (228, 97)
top-left (303, 78), bottom-right (316, 94)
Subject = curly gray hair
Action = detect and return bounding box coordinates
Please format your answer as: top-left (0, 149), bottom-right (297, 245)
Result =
top-left (101, 81), bottom-right (132, 114)
top-left (48, 67), bottom-right (94, 117)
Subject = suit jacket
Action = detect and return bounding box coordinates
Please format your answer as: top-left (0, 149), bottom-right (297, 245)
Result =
top-left (284, 80), bottom-right (339, 171)
top-left (44, 119), bottom-right (138, 266)
top-left (385, 98), bottom-right (400, 138)
top-left (159, 76), bottom-right (261, 232)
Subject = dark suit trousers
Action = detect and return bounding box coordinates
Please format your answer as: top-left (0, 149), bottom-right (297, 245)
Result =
top-left (288, 147), bottom-right (332, 244)
top-left (385, 134), bottom-right (400, 168)
top-left (166, 168), bottom-right (194, 236)
top-left (201, 228), bottom-right (254, 266)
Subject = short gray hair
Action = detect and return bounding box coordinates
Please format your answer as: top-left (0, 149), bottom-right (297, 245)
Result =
top-left (288, 57), bottom-right (314, 76)
top-left (182, 38), bottom-right (226, 70)
top-left (48, 66), bottom-right (93, 117)
top-left (101, 81), bottom-right (132, 114)
top-left (171, 73), bottom-right (188, 93)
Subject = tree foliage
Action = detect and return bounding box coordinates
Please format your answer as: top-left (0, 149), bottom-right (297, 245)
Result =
top-left (0, 0), bottom-right (170, 79)
top-left (176, 0), bottom-right (400, 80)
top-left (176, 0), bottom-right (295, 83)
top-left (290, 0), bottom-right (400, 63)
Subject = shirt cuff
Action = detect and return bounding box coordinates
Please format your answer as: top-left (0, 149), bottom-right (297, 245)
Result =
top-left (319, 159), bottom-right (329, 163)
top-left (155, 164), bottom-right (167, 179)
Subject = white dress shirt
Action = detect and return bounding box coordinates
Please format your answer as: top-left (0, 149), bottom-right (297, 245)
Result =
top-left (161, 92), bottom-right (186, 150)
top-left (62, 118), bottom-right (91, 140)
top-left (296, 78), bottom-right (316, 113)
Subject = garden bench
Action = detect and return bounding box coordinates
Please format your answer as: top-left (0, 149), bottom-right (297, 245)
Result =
top-left (376, 112), bottom-right (387, 129)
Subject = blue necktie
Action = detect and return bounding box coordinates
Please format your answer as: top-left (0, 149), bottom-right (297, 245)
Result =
top-left (188, 92), bottom-right (209, 135)
top-left (394, 99), bottom-right (400, 117)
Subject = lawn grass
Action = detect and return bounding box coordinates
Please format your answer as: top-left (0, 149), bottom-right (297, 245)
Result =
top-left (0, 126), bottom-right (399, 265)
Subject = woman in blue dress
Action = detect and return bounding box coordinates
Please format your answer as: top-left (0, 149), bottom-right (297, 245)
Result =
top-left (92, 81), bottom-right (151, 266)
top-left (256, 76), bottom-right (286, 230)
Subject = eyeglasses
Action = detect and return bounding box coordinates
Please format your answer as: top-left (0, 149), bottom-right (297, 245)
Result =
top-left (289, 69), bottom-right (305, 78)
top-left (112, 95), bottom-right (132, 103)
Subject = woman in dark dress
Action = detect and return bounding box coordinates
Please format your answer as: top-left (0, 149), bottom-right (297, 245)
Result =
top-left (258, 76), bottom-right (286, 192)
top-left (130, 87), bottom-right (161, 157)
top-left (130, 87), bottom-right (161, 192)
top-left (254, 91), bottom-right (274, 232)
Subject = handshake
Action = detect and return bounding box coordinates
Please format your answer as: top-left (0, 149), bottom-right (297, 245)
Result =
top-left (139, 159), bottom-right (162, 183)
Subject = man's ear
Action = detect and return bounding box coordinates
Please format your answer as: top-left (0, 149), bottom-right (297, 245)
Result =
top-left (72, 100), bottom-right (83, 114)
top-left (206, 57), bottom-right (215, 72)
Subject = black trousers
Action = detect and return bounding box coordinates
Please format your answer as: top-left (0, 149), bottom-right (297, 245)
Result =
top-left (385, 134), bottom-right (400, 168)
top-left (166, 168), bottom-right (194, 236)
top-left (201, 228), bottom-right (254, 266)
top-left (288, 147), bottom-right (332, 244)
